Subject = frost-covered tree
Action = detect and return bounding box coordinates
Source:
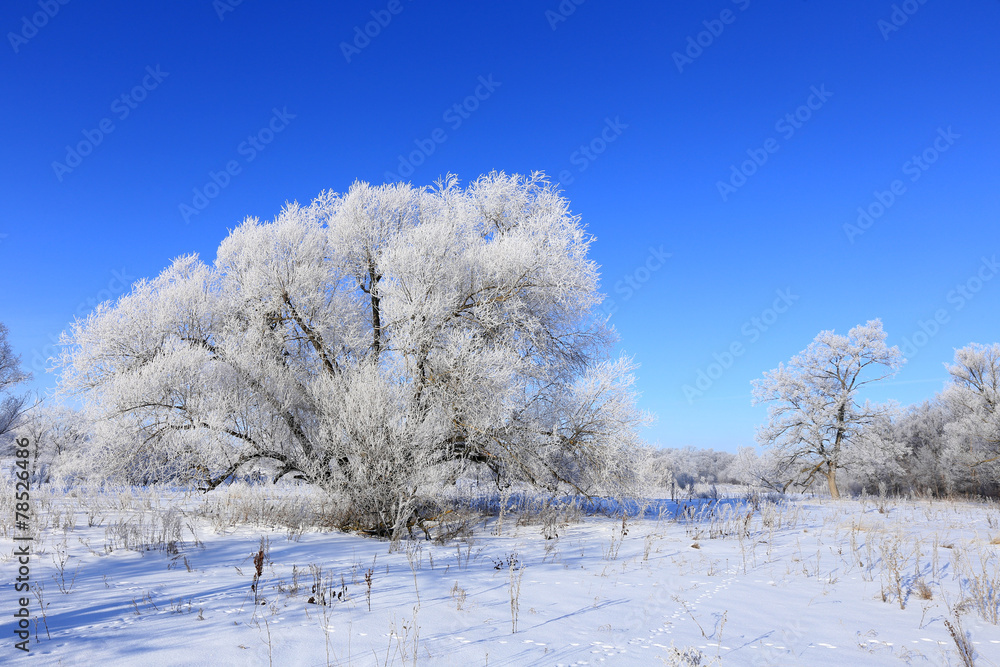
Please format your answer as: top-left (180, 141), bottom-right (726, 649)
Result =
top-left (839, 404), bottom-right (910, 490)
top-left (751, 319), bottom-right (903, 499)
top-left (937, 343), bottom-right (1000, 492)
top-left (891, 399), bottom-right (954, 495)
top-left (14, 404), bottom-right (91, 484)
top-left (58, 173), bottom-right (648, 536)
top-left (727, 446), bottom-right (785, 492)
top-left (0, 323), bottom-right (31, 440)
top-left (944, 343), bottom-right (1000, 463)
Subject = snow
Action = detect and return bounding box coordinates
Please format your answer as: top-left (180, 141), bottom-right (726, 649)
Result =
top-left (4, 484), bottom-right (1000, 666)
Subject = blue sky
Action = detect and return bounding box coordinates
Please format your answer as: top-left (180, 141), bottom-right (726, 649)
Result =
top-left (2, 0), bottom-right (998, 451)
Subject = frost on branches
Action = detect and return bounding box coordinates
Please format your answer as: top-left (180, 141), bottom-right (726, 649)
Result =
top-left (57, 173), bottom-right (649, 536)
top-left (751, 319), bottom-right (903, 499)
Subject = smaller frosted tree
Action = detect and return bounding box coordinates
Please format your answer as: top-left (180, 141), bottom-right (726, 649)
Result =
top-left (14, 404), bottom-right (91, 484)
top-left (0, 323), bottom-right (31, 440)
top-left (839, 404), bottom-right (910, 490)
top-left (892, 399), bottom-right (953, 495)
top-left (942, 343), bottom-right (1000, 484)
top-left (727, 446), bottom-right (785, 492)
top-left (751, 319), bottom-right (903, 498)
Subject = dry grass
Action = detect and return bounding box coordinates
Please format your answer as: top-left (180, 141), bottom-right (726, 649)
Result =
top-left (945, 617), bottom-right (976, 667)
top-left (914, 578), bottom-right (933, 600)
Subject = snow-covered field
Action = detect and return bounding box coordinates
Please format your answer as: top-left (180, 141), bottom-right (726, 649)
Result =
top-left (4, 482), bottom-right (1000, 666)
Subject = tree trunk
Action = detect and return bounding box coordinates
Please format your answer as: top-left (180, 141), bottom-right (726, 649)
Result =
top-left (368, 260), bottom-right (383, 358)
top-left (828, 403), bottom-right (846, 500)
top-left (827, 465), bottom-right (840, 499)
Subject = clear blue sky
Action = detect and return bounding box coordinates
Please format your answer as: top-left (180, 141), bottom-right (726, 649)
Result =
top-left (2, 1), bottom-right (998, 451)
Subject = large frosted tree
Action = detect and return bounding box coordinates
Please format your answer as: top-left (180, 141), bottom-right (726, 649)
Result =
top-left (751, 319), bottom-right (903, 498)
top-left (58, 172), bottom-right (647, 535)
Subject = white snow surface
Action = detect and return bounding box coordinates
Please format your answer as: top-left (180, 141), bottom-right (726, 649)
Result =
top-left (3, 484), bottom-right (1000, 666)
